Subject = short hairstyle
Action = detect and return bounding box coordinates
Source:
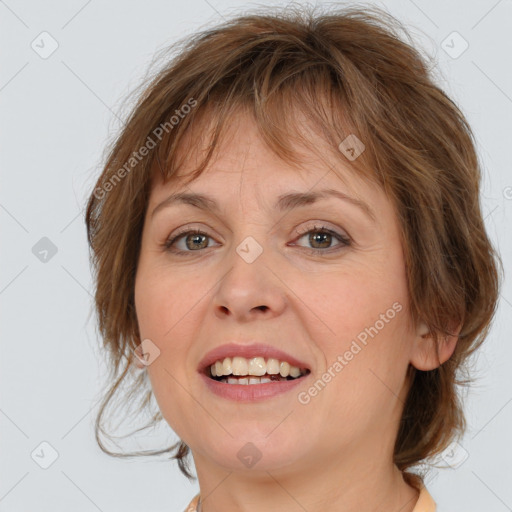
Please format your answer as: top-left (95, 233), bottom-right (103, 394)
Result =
top-left (85, 4), bottom-right (502, 488)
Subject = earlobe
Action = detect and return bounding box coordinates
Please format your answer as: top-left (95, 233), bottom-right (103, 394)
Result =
top-left (132, 350), bottom-right (147, 370)
top-left (410, 320), bottom-right (461, 371)
top-left (134, 357), bottom-right (146, 370)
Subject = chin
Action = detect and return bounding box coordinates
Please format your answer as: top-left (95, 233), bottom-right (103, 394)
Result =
top-left (200, 432), bottom-right (308, 472)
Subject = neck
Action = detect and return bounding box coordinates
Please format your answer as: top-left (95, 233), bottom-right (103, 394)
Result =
top-left (192, 447), bottom-right (419, 512)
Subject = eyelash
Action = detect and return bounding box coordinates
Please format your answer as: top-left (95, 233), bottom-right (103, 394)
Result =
top-left (163, 224), bottom-right (351, 257)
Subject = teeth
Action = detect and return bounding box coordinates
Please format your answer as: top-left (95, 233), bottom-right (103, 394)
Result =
top-left (209, 356), bottom-right (306, 379)
top-left (266, 358), bottom-right (280, 374)
top-left (232, 356), bottom-right (248, 375)
top-left (248, 357), bottom-right (266, 376)
top-left (289, 366), bottom-right (301, 378)
top-left (279, 361), bottom-right (290, 377)
top-left (222, 376), bottom-right (280, 385)
top-left (222, 357), bottom-right (232, 375)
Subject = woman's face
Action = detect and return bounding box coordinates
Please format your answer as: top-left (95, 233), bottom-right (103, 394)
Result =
top-left (134, 112), bottom-right (420, 475)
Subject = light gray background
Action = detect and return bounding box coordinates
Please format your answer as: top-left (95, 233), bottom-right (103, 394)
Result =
top-left (1, 0), bottom-right (511, 511)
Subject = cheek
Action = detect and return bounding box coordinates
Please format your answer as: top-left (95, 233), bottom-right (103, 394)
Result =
top-left (134, 269), bottom-right (207, 442)
top-left (294, 264), bottom-right (408, 346)
top-left (298, 274), bottom-right (410, 441)
top-left (134, 263), bottom-right (215, 380)
top-left (296, 258), bottom-right (411, 399)
top-left (135, 261), bottom-right (211, 340)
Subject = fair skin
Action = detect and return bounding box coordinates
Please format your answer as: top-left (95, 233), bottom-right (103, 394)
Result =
top-left (134, 111), bottom-right (457, 512)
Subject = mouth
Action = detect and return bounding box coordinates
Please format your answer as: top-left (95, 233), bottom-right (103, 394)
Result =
top-left (204, 356), bottom-right (311, 385)
top-left (197, 343), bottom-right (312, 389)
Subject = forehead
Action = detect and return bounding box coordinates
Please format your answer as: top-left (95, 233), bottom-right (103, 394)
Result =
top-left (149, 109), bottom-right (380, 204)
top-left (145, 123), bottom-right (393, 235)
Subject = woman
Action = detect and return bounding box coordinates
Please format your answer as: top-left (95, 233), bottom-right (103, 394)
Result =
top-left (85, 5), bottom-right (501, 511)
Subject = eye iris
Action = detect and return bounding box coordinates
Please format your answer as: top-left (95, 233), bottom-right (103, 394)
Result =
top-left (309, 231), bottom-right (331, 249)
top-left (186, 233), bottom-right (208, 250)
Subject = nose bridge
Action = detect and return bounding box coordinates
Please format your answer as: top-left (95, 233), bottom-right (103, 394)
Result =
top-left (210, 164), bottom-right (288, 319)
top-left (211, 228), bottom-right (286, 321)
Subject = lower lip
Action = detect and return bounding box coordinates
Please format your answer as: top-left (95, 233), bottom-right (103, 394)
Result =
top-left (200, 372), bottom-right (308, 402)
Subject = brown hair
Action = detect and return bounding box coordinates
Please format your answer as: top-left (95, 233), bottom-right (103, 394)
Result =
top-left (85, 4), bottom-right (502, 488)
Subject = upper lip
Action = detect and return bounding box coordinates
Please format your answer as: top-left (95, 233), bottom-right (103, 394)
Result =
top-left (198, 343), bottom-right (311, 373)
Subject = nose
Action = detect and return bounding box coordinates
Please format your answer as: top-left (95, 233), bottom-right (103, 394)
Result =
top-left (211, 241), bottom-right (287, 323)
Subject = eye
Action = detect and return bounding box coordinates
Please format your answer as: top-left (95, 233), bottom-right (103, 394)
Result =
top-left (162, 223), bottom-right (351, 256)
top-left (292, 224), bottom-right (351, 254)
top-left (163, 228), bottom-right (218, 255)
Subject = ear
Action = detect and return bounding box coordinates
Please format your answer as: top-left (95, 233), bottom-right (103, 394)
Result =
top-left (410, 319), bottom-right (462, 371)
top-left (132, 343), bottom-right (147, 370)
top-left (133, 356), bottom-right (146, 370)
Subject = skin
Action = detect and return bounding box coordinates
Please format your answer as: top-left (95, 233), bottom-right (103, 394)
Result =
top-left (134, 110), bottom-right (458, 512)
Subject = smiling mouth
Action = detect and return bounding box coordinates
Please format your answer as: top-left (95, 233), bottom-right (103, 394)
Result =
top-left (205, 356), bottom-right (311, 384)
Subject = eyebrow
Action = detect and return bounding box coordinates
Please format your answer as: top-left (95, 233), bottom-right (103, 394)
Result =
top-left (151, 188), bottom-right (376, 222)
